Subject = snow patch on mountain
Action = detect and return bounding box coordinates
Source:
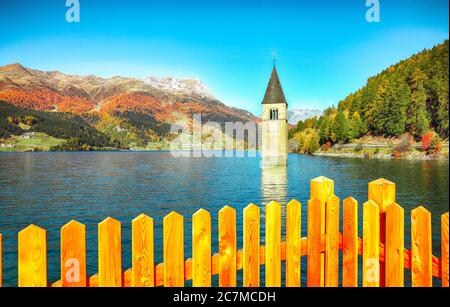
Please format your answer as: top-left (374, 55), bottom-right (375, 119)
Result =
top-left (143, 77), bottom-right (214, 98)
top-left (288, 109), bottom-right (323, 125)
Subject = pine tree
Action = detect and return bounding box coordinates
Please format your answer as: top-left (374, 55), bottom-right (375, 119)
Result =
top-left (332, 111), bottom-right (350, 143)
top-left (407, 68), bottom-right (430, 137)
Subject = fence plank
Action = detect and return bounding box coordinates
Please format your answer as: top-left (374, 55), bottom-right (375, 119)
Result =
top-left (411, 206), bottom-right (432, 287)
top-left (343, 197), bottom-right (358, 287)
top-left (132, 214), bottom-right (154, 287)
top-left (307, 199), bottom-right (322, 287)
top-left (243, 204), bottom-right (260, 287)
top-left (325, 195), bottom-right (340, 287)
top-left (266, 201), bottom-right (281, 287)
top-left (442, 213), bottom-right (449, 287)
top-left (286, 199), bottom-right (301, 287)
top-left (218, 206), bottom-right (237, 287)
top-left (98, 217), bottom-right (122, 287)
top-left (18, 225), bottom-right (47, 287)
top-left (164, 211), bottom-right (184, 287)
top-left (89, 274), bottom-right (98, 287)
top-left (368, 178), bottom-right (396, 212)
top-left (386, 203), bottom-right (404, 287)
top-left (310, 176), bottom-right (334, 286)
top-left (193, 209), bottom-right (211, 287)
top-left (368, 178), bottom-right (395, 287)
top-left (61, 220), bottom-right (86, 287)
top-left (363, 201), bottom-right (380, 287)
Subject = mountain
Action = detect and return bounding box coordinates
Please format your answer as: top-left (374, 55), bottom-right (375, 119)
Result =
top-left (288, 109), bottom-right (323, 125)
top-left (143, 77), bottom-right (213, 99)
top-left (0, 63), bottom-right (258, 148)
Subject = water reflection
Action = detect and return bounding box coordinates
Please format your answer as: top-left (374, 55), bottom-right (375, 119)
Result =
top-left (261, 166), bottom-right (288, 205)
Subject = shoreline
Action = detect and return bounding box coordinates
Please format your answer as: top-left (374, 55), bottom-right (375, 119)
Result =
top-left (313, 151), bottom-right (449, 161)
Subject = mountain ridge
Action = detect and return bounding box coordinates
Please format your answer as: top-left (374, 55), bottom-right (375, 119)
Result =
top-left (0, 63), bottom-right (258, 148)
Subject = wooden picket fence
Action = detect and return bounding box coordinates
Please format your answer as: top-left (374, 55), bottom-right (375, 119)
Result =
top-left (0, 177), bottom-right (448, 287)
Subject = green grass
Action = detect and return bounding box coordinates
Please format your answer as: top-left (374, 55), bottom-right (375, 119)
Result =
top-left (0, 132), bottom-right (66, 152)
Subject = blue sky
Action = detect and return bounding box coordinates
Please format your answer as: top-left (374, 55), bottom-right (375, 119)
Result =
top-left (0, 0), bottom-right (448, 115)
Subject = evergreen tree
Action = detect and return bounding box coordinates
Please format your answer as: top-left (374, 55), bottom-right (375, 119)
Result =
top-left (332, 111), bottom-right (350, 143)
top-left (407, 68), bottom-right (430, 137)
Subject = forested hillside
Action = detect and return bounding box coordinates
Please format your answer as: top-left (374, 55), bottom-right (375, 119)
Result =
top-left (0, 101), bottom-right (113, 148)
top-left (289, 40), bottom-right (449, 154)
top-left (338, 40), bottom-right (448, 139)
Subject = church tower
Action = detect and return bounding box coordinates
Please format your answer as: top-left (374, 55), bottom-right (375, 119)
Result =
top-left (261, 65), bottom-right (288, 167)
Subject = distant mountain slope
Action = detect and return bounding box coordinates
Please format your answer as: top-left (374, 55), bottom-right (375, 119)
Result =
top-left (0, 101), bottom-right (112, 147)
top-left (288, 109), bottom-right (322, 125)
top-left (338, 40), bottom-right (449, 138)
top-left (0, 63), bottom-right (258, 147)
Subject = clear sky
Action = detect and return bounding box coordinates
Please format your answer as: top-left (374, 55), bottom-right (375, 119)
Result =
top-left (0, 0), bottom-right (448, 115)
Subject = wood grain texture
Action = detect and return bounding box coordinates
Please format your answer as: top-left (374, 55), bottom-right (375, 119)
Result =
top-left (310, 176), bottom-right (334, 286)
top-left (243, 204), bottom-right (260, 287)
top-left (307, 199), bottom-right (322, 287)
top-left (163, 211), bottom-right (184, 287)
top-left (123, 268), bottom-right (132, 287)
top-left (192, 209), bottom-right (211, 287)
top-left (18, 225), bottom-right (47, 287)
top-left (363, 201), bottom-right (380, 287)
top-left (286, 199), bottom-right (301, 287)
top-left (265, 201), bottom-right (281, 287)
top-left (218, 206), bottom-right (237, 287)
top-left (368, 178), bottom-right (395, 287)
top-left (61, 220), bottom-right (86, 287)
top-left (343, 197), bottom-right (358, 287)
top-left (132, 214), bottom-right (154, 287)
top-left (368, 178), bottom-right (396, 213)
top-left (325, 195), bottom-right (340, 287)
top-left (411, 206), bottom-right (432, 287)
top-left (98, 217), bottom-right (122, 287)
top-left (385, 203), bottom-right (404, 287)
top-left (442, 213), bottom-right (449, 287)
top-left (89, 274), bottom-right (98, 287)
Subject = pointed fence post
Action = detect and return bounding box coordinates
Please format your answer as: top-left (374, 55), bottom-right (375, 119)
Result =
top-left (132, 214), bottom-right (154, 287)
top-left (310, 176), bottom-right (334, 286)
top-left (369, 178), bottom-right (396, 287)
top-left (98, 217), bottom-right (122, 287)
top-left (18, 225), bottom-right (47, 287)
top-left (218, 206), bottom-right (237, 287)
top-left (61, 220), bottom-right (86, 287)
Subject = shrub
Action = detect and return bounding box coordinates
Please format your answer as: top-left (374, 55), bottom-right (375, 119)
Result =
top-left (321, 141), bottom-right (332, 151)
top-left (293, 128), bottom-right (320, 155)
top-left (421, 131), bottom-right (442, 154)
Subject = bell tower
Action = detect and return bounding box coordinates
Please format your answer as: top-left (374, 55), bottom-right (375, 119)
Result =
top-left (261, 65), bottom-right (288, 167)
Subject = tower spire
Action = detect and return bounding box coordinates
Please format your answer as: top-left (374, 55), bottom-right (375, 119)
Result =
top-left (261, 63), bottom-right (287, 105)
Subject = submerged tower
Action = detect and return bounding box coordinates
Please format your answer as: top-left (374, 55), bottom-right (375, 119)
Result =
top-left (261, 65), bottom-right (288, 167)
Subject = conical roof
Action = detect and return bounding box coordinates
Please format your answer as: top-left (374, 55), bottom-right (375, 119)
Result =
top-left (262, 66), bottom-right (287, 105)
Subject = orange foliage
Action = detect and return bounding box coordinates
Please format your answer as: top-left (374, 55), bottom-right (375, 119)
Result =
top-left (421, 131), bottom-right (434, 151)
top-left (0, 89), bottom-right (94, 114)
top-left (100, 92), bottom-right (173, 121)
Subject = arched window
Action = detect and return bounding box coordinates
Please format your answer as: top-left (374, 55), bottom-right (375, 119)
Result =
top-left (269, 109), bottom-right (279, 120)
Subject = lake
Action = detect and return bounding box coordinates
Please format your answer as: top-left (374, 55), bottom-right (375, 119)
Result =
top-left (0, 151), bottom-right (448, 286)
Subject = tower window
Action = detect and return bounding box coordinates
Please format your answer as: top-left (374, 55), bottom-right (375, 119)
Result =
top-left (270, 109), bottom-right (279, 120)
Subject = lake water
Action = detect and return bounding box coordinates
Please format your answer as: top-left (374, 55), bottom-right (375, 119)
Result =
top-left (0, 152), bottom-right (448, 286)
